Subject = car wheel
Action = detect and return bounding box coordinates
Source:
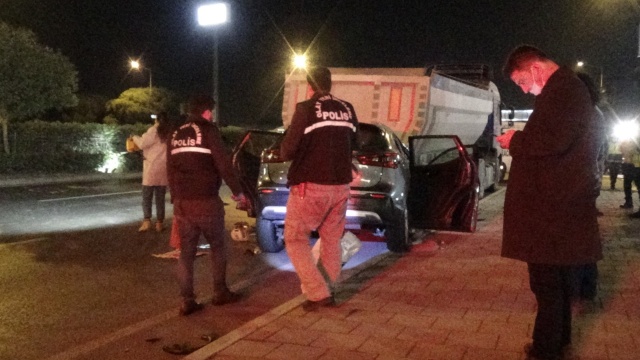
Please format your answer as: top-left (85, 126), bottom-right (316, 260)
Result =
top-left (463, 191), bottom-right (479, 232)
top-left (386, 207), bottom-right (411, 253)
top-left (256, 216), bottom-right (284, 253)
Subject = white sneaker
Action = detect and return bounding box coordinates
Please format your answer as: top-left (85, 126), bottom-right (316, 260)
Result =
top-left (138, 219), bottom-right (151, 232)
top-left (155, 221), bottom-right (164, 233)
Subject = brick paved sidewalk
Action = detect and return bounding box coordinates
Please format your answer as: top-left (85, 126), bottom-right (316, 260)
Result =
top-left (190, 180), bottom-right (640, 360)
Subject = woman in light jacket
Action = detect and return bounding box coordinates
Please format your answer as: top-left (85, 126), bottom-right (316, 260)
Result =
top-left (132, 112), bottom-right (172, 232)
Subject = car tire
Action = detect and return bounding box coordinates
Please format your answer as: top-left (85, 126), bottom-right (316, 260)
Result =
top-left (386, 207), bottom-right (411, 253)
top-left (256, 216), bottom-right (284, 253)
top-left (499, 161), bottom-right (507, 182)
top-left (462, 191), bottom-right (479, 232)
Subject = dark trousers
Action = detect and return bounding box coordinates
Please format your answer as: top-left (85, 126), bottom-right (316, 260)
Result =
top-left (575, 263), bottom-right (598, 300)
top-left (621, 164), bottom-right (640, 204)
top-left (142, 185), bottom-right (166, 221)
top-left (608, 161), bottom-right (621, 188)
top-left (528, 263), bottom-right (577, 359)
top-left (173, 198), bottom-right (228, 302)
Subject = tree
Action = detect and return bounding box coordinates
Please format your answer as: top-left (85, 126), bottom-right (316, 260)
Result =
top-left (0, 22), bottom-right (78, 153)
top-left (60, 94), bottom-right (109, 123)
top-left (105, 87), bottom-right (178, 124)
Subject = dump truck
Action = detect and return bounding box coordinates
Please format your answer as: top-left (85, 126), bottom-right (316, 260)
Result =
top-left (233, 65), bottom-right (504, 253)
top-left (282, 65), bottom-right (504, 197)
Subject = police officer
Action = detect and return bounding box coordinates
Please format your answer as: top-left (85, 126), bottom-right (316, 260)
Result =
top-left (280, 67), bottom-right (359, 311)
top-left (167, 94), bottom-right (247, 316)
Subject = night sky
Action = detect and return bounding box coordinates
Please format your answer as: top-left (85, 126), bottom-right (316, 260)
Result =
top-left (1, 0), bottom-right (639, 126)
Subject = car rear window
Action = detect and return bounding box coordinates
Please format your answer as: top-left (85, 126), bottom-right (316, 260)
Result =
top-left (357, 124), bottom-right (388, 152)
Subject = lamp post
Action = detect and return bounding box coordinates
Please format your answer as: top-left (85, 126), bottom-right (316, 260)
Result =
top-left (576, 61), bottom-right (603, 90)
top-left (130, 60), bottom-right (153, 89)
top-left (197, 2), bottom-right (228, 123)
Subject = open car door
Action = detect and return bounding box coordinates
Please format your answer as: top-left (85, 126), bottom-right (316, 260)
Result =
top-left (231, 130), bottom-right (284, 217)
top-left (407, 135), bottom-right (479, 232)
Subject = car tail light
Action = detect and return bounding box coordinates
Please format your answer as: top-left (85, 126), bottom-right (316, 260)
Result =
top-left (355, 152), bottom-right (399, 168)
top-left (261, 148), bottom-right (285, 163)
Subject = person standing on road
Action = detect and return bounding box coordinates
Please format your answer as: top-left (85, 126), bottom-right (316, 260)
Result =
top-left (618, 136), bottom-right (640, 210)
top-left (280, 67), bottom-right (359, 311)
top-left (167, 94), bottom-right (247, 316)
top-left (497, 45), bottom-right (602, 360)
top-left (132, 112), bottom-right (172, 232)
top-left (606, 141), bottom-right (622, 191)
top-left (574, 72), bottom-right (604, 300)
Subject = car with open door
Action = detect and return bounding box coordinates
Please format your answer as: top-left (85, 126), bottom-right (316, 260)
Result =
top-left (407, 135), bottom-right (479, 232)
top-left (232, 125), bottom-right (479, 253)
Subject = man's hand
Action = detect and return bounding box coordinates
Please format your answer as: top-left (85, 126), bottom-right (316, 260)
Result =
top-left (232, 193), bottom-right (248, 210)
top-left (497, 130), bottom-right (517, 149)
top-left (351, 163), bottom-right (362, 182)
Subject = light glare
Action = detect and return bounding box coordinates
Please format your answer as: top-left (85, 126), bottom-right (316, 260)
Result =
top-left (293, 54), bottom-right (307, 69)
top-left (613, 120), bottom-right (639, 142)
top-left (198, 3), bottom-right (228, 26)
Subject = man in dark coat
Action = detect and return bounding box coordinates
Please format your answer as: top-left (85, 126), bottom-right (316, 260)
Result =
top-left (497, 45), bottom-right (603, 360)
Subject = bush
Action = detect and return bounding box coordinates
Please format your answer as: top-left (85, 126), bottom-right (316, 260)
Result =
top-left (0, 120), bottom-right (149, 174)
top-left (0, 120), bottom-right (251, 174)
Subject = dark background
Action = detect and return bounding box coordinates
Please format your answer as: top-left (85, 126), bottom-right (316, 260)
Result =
top-left (1, 0), bottom-right (639, 127)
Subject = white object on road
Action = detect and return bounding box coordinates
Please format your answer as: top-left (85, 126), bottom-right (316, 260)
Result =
top-left (312, 231), bottom-right (362, 265)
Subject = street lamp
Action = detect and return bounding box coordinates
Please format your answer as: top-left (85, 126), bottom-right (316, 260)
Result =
top-left (197, 2), bottom-right (228, 123)
top-left (129, 60), bottom-right (153, 89)
top-left (576, 61), bottom-right (603, 90)
top-left (293, 53), bottom-right (308, 70)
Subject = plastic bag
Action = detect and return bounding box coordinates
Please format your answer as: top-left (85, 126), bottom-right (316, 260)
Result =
top-left (126, 137), bottom-right (140, 152)
top-left (312, 231), bottom-right (362, 265)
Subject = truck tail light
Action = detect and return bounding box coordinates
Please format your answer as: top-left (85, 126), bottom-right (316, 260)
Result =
top-left (355, 152), bottom-right (399, 169)
top-left (261, 148), bottom-right (285, 163)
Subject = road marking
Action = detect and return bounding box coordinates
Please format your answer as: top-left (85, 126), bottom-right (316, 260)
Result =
top-left (0, 237), bottom-right (49, 247)
top-left (44, 262), bottom-right (286, 360)
top-left (38, 190), bottom-right (141, 203)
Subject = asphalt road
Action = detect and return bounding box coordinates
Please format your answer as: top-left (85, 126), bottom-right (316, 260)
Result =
top-left (0, 179), bottom-right (389, 360)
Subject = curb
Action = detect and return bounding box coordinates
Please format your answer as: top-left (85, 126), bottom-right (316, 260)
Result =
top-left (0, 172), bottom-right (142, 188)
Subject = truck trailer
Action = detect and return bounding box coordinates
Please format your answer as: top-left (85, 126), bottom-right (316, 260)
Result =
top-left (282, 66), bottom-right (504, 197)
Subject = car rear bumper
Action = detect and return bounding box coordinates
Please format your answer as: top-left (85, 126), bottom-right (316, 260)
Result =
top-left (260, 205), bottom-right (383, 224)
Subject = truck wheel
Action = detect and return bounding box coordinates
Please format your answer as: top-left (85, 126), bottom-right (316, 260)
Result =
top-left (256, 216), bottom-right (284, 253)
top-left (386, 207), bottom-right (411, 253)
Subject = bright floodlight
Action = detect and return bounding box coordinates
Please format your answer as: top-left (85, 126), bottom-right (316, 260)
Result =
top-left (198, 3), bottom-right (228, 26)
top-left (293, 54), bottom-right (307, 69)
top-left (577, 61), bottom-right (585, 67)
top-left (613, 120), bottom-right (639, 141)
top-left (130, 60), bottom-right (140, 70)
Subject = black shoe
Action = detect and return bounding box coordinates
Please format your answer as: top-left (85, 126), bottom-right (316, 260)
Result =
top-left (212, 291), bottom-right (241, 305)
top-left (629, 211), bottom-right (640, 218)
top-left (179, 300), bottom-right (204, 316)
top-left (523, 343), bottom-right (565, 360)
top-left (620, 203), bottom-right (633, 209)
top-left (301, 296), bottom-right (335, 312)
